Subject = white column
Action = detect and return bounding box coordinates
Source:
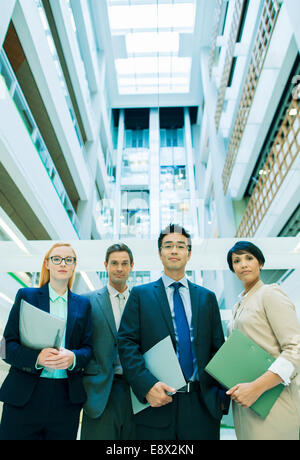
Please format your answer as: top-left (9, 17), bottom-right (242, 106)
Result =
top-left (200, 49), bottom-right (236, 237)
top-left (69, 0), bottom-right (99, 94)
top-left (200, 48), bottom-right (241, 308)
top-left (0, 0), bottom-right (16, 48)
top-left (149, 108), bottom-right (160, 239)
top-left (113, 109), bottom-right (124, 239)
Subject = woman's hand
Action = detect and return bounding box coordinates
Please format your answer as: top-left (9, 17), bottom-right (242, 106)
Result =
top-left (226, 382), bottom-right (263, 408)
top-left (226, 371), bottom-right (284, 408)
top-left (37, 348), bottom-right (59, 367)
top-left (38, 347), bottom-right (75, 370)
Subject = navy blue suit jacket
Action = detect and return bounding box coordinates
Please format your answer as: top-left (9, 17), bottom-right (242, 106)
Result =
top-left (118, 278), bottom-right (229, 429)
top-left (0, 283), bottom-right (93, 407)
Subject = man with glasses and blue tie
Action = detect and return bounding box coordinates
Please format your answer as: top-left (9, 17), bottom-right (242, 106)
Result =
top-left (80, 244), bottom-right (136, 440)
top-left (118, 224), bottom-right (229, 440)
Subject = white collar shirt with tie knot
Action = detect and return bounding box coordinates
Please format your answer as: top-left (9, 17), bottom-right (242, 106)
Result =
top-left (107, 284), bottom-right (129, 330)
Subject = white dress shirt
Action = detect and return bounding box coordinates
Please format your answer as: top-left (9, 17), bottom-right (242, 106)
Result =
top-left (107, 284), bottom-right (130, 330)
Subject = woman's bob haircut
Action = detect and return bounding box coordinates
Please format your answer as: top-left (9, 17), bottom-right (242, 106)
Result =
top-left (227, 241), bottom-right (265, 272)
top-left (39, 243), bottom-right (77, 289)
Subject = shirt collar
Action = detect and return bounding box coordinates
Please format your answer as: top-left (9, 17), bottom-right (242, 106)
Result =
top-left (162, 272), bottom-right (188, 289)
top-left (107, 283), bottom-right (130, 299)
top-left (49, 283), bottom-right (68, 302)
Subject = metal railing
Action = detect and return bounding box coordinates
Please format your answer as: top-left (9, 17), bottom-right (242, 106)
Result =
top-left (236, 97), bottom-right (299, 237)
top-left (35, 0), bottom-right (84, 148)
top-left (222, 0), bottom-right (281, 193)
top-left (0, 49), bottom-right (80, 236)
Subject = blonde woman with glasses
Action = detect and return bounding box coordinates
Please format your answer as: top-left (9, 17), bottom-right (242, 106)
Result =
top-left (0, 243), bottom-right (93, 440)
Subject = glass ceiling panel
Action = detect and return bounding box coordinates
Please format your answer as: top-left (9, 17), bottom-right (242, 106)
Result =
top-left (119, 77), bottom-right (189, 86)
top-left (126, 32), bottom-right (179, 54)
top-left (118, 85), bottom-right (189, 95)
top-left (108, 3), bottom-right (195, 32)
top-left (107, 0), bottom-right (196, 95)
top-left (115, 57), bottom-right (191, 75)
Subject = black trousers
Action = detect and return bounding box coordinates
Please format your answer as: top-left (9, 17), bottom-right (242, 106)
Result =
top-left (136, 390), bottom-right (220, 441)
top-left (81, 377), bottom-right (136, 440)
top-left (0, 378), bottom-right (82, 440)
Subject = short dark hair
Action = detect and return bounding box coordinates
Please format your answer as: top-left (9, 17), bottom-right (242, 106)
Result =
top-left (105, 243), bottom-right (134, 264)
top-left (227, 241), bottom-right (265, 272)
top-left (158, 223), bottom-right (192, 252)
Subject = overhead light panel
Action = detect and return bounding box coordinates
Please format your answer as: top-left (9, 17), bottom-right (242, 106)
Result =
top-left (0, 292), bottom-right (14, 305)
top-left (80, 271), bottom-right (95, 291)
top-left (0, 217), bottom-right (29, 254)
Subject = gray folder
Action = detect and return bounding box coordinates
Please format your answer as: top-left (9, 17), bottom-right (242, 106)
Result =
top-left (130, 335), bottom-right (186, 414)
top-left (19, 300), bottom-right (66, 350)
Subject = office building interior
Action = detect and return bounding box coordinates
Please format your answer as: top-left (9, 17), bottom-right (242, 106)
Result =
top-left (0, 0), bottom-right (299, 438)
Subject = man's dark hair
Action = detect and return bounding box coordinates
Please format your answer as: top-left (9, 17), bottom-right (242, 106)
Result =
top-left (105, 243), bottom-right (134, 264)
top-left (158, 223), bottom-right (192, 252)
top-left (227, 241), bottom-right (265, 272)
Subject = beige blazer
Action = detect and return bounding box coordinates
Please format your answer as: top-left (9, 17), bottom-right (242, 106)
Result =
top-left (230, 280), bottom-right (300, 440)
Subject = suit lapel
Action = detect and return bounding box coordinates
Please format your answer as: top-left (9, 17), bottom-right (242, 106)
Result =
top-left (97, 288), bottom-right (117, 338)
top-left (154, 278), bottom-right (176, 343)
top-left (37, 283), bottom-right (50, 313)
top-left (65, 290), bottom-right (78, 347)
top-left (188, 280), bottom-right (200, 342)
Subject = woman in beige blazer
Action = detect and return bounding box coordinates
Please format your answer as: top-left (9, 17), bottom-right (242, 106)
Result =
top-left (226, 241), bottom-right (300, 440)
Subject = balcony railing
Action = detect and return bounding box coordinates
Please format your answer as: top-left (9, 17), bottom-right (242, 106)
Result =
top-left (214, 0), bottom-right (244, 131)
top-left (35, 0), bottom-right (84, 148)
top-left (222, 0), bottom-right (281, 193)
top-left (236, 97), bottom-right (299, 237)
top-left (0, 49), bottom-right (80, 236)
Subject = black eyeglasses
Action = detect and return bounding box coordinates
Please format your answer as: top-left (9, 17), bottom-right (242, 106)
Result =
top-left (161, 243), bottom-right (189, 250)
top-left (48, 256), bottom-right (76, 265)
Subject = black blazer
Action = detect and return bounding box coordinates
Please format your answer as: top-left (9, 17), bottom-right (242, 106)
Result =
top-left (0, 283), bottom-right (93, 407)
top-left (118, 278), bottom-right (229, 428)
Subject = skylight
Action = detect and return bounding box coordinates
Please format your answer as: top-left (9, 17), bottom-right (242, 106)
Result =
top-left (107, 0), bottom-right (196, 95)
top-left (126, 32), bottom-right (179, 54)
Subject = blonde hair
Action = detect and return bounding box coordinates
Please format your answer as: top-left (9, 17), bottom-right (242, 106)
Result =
top-left (39, 243), bottom-right (77, 289)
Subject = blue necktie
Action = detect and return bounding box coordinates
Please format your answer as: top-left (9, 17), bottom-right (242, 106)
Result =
top-left (171, 282), bottom-right (194, 381)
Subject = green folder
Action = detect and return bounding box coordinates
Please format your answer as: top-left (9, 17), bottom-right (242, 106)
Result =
top-left (205, 329), bottom-right (284, 419)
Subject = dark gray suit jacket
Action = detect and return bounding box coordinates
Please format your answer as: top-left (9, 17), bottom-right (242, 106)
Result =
top-left (82, 286), bottom-right (118, 419)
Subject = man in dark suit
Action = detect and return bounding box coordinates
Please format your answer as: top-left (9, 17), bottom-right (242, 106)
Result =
top-left (118, 224), bottom-right (229, 440)
top-left (81, 243), bottom-right (136, 440)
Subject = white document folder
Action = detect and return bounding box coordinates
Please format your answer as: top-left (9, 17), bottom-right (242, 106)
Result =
top-left (19, 300), bottom-right (66, 350)
top-left (131, 335), bottom-right (186, 414)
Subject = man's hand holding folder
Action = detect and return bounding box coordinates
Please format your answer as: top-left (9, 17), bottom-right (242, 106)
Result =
top-left (130, 336), bottom-right (185, 414)
top-left (146, 381), bottom-right (176, 408)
